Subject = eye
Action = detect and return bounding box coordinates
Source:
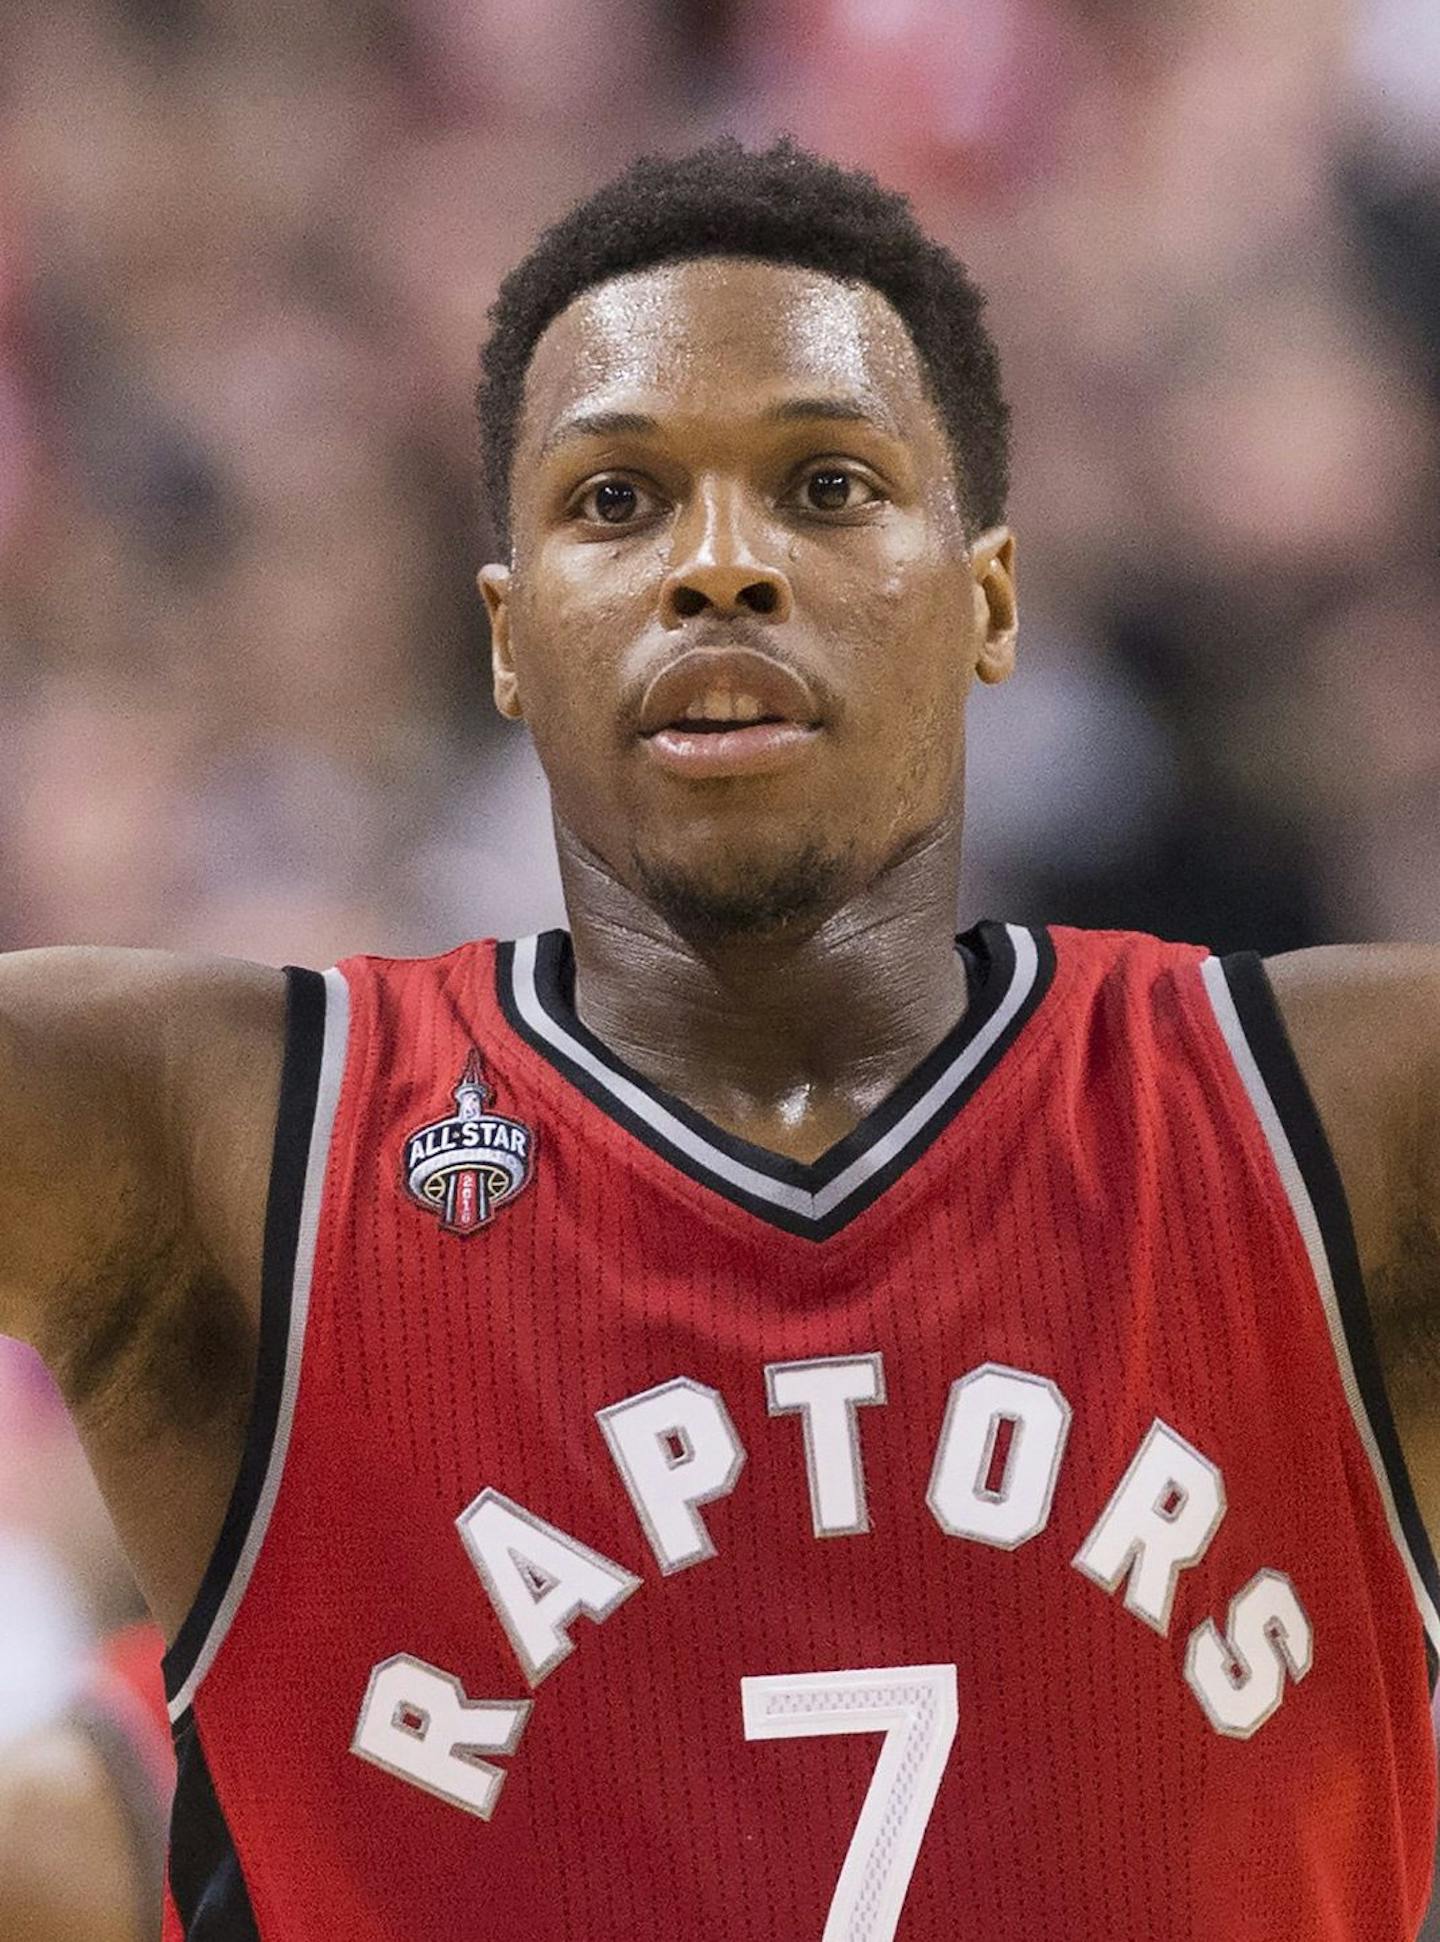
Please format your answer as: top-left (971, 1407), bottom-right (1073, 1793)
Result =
top-left (797, 465), bottom-right (883, 513)
top-left (573, 477), bottom-right (657, 526)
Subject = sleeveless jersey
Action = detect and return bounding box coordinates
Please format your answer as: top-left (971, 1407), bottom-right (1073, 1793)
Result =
top-left (159, 921), bottom-right (1440, 1940)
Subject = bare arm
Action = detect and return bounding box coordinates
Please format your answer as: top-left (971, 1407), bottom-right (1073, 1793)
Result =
top-left (1266, 944), bottom-right (1440, 1519)
top-left (0, 950), bottom-right (186, 1373)
top-left (0, 947), bottom-right (281, 1355)
top-left (0, 949), bottom-right (287, 1633)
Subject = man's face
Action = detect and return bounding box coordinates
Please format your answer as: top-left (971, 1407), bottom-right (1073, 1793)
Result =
top-left (481, 257), bottom-right (1016, 941)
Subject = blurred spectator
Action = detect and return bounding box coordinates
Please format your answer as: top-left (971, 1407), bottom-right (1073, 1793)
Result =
top-left (0, 1528), bottom-right (84, 1751)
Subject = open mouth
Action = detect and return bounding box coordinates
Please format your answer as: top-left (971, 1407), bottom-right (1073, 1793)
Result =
top-left (642, 716), bottom-right (820, 777)
top-left (636, 653), bottom-right (822, 778)
top-left (653, 693), bottom-right (795, 735)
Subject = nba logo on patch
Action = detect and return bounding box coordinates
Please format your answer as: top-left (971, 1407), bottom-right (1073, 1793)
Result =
top-left (403, 1051), bottom-right (535, 1234)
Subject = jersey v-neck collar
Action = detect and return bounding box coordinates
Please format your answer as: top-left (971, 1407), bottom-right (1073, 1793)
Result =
top-left (495, 919), bottom-right (1054, 1241)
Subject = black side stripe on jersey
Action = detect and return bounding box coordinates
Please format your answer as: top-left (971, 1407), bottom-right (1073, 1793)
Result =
top-left (167, 1713), bottom-right (262, 1939)
top-left (497, 921), bottom-right (1055, 1240)
top-left (1205, 951), bottom-right (1440, 1701)
top-left (162, 964), bottom-right (350, 1719)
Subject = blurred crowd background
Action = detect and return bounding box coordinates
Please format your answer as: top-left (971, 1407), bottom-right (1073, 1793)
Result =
top-left (1, 0), bottom-right (1438, 1916)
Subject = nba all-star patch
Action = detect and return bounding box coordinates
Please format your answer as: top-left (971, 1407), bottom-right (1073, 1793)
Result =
top-left (402, 1050), bottom-right (535, 1234)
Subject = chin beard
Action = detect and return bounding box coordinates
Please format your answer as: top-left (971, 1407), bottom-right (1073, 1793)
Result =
top-left (632, 839), bottom-right (852, 946)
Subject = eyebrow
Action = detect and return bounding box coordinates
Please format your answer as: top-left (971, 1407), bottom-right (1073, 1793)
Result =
top-left (762, 395), bottom-right (899, 435)
top-left (537, 395), bottom-right (901, 461)
top-left (538, 410), bottom-right (657, 459)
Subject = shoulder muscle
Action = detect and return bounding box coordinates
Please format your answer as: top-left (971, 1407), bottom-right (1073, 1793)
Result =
top-left (0, 949), bottom-right (285, 1375)
top-left (1263, 941), bottom-right (1440, 1299)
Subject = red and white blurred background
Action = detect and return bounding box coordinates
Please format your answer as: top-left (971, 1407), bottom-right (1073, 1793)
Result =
top-left (1, 0), bottom-right (1438, 1911)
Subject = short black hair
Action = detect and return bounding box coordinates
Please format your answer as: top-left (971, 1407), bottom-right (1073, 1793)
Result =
top-left (476, 137), bottom-right (1009, 550)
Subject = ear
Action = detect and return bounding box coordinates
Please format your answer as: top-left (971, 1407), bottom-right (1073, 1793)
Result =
top-left (969, 527), bottom-right (1018, 686)
top-left (478, 564), bottom-right (523, 720)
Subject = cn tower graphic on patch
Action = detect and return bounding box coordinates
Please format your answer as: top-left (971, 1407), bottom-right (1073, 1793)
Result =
top-left (402, 1050), bottom-right (535, 1234)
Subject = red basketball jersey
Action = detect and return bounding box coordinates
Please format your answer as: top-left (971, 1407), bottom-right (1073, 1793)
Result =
top-left (160, 921), bottom-right (1440, 1939)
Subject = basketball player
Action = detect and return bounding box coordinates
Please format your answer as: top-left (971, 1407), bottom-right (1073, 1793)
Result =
top-left (0, 139), bottom-right (1436, 1938)
top-left (0, 1618), bottom-right (173, 1940)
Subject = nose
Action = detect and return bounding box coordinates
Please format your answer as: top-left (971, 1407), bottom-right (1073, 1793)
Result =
top-left (658, 483), bottom-right (793, 628)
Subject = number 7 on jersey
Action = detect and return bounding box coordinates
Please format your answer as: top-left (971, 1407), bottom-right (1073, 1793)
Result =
top-left (740, 1664), bottom-right (959, 1942)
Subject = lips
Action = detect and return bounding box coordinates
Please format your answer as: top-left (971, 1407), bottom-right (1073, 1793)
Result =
top-left (644, 720), bottom-right (819, 778)
top-left (636, 647), bottom-right (820, 739)
top-left (636, 647), bottom-right (823, 781)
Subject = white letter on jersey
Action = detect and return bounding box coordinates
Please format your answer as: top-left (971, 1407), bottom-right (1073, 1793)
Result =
top-left (596, 1377), bottom-right (746, 1574)
top-left (1072, 1419), bottom-right (1225, 1634)
top-left (1184, 1568), bottom-right (1313, 1737)
top-left (926, 1363), bottom-right (1072, 1547)
top-left (765, 1354), bottom-right (886, 1537)
top-left (456, 1488), bottom-right (641, 1686)
top-left (351, 1654), bottom-right (532, 1819)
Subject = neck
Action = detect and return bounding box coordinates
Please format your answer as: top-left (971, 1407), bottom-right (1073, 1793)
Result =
top-left (553, 818), bottom-right (969, 1163)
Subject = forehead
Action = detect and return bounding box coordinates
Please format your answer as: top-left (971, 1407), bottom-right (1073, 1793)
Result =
top-left (520, 258), bottom-right (938, 447)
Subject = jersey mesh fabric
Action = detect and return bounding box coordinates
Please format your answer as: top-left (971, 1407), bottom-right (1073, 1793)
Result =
top-left (162, 923), bottom-right (1438, 1939)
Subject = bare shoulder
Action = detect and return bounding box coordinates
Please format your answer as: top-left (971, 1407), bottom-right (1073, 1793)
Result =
top-left (0, 948), bottom-right (286, 1356)
top-left (1262, 945), bottom-right (1439, 1185)
top-left (1264, 943), bottom-right (1440, 1559)
top-left (0, 1719), bottom-right (140, 1942)
top-left (0, 945), bottom-right (283, 1075)
top-left (1263, 940), bottom-right (1440, 1074)
top-left (0, 947), bottom-right (287, 1390)
top-left (0, 949), bottom-right (291, 1636)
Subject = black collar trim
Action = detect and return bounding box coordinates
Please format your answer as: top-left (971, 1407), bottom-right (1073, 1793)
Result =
top-left (496, 920), bottom-right (1054, 1240)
